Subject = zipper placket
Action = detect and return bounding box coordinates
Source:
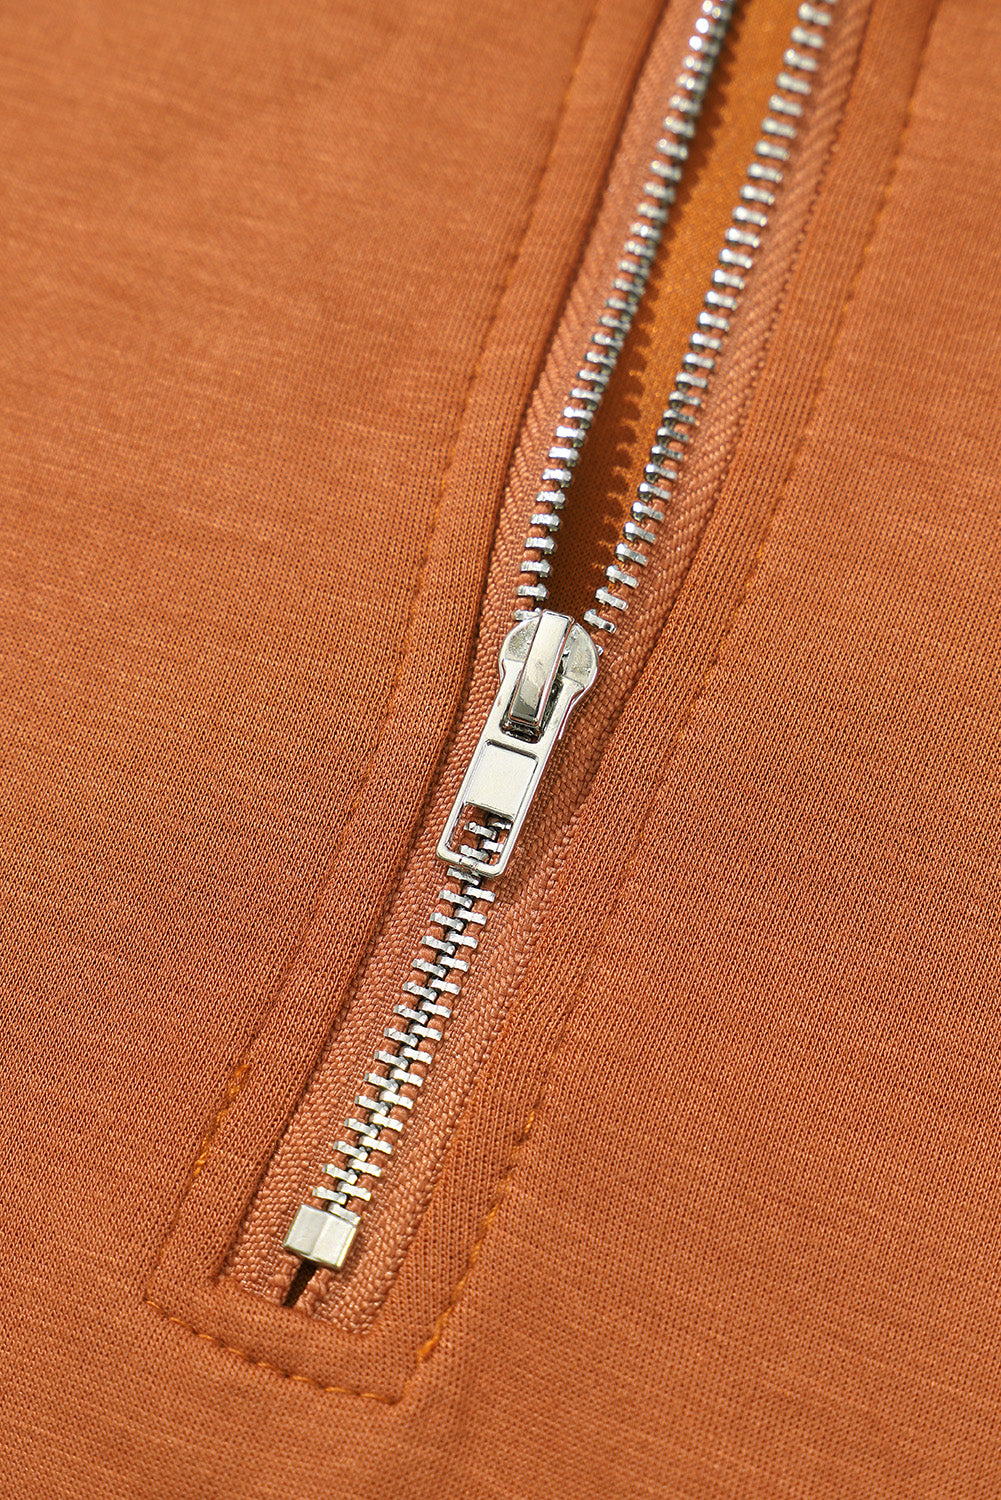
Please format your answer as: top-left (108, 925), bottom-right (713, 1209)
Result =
top-left (281, 0), bottom-right (837, 1279)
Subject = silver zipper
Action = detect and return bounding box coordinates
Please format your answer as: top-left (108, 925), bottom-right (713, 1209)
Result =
top-left (282, 0), bottom-right (836, 1275)
top-left (514, 0), bottom-right (736, 624)
top-left (283, 615), bottom-right (597, 1271)
top-left (580, 6), bottom-right (835, 639)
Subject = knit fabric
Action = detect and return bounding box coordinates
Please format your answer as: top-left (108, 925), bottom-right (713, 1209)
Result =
top-left (3, 0), bottom-right (1000, 1494)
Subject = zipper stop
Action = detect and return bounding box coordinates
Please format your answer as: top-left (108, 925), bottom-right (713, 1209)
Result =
top-left (283, 1203), bottom-right (359, 1270)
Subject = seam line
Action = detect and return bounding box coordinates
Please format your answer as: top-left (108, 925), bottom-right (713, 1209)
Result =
top-left (147, 0), bottom-right (938, 1403)
top-left (448, 0), bottom-right (941, 1404)
top-left (145, 0), bottom-right (603, 1358)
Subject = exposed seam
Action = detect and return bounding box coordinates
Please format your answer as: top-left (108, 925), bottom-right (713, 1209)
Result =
top-left (147, 0), bottom-right (939, 1404)
top-left (146, 0), bottom-right (601, 1315)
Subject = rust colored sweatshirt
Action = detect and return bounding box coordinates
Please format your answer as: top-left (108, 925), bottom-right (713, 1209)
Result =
top-left (3, 0), bottom-right (1000, 1494)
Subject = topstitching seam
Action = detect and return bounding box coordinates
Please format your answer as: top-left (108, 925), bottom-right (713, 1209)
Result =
top-left (146, 0), bottom-right (939, 1405)
top-left (144, 0), bottom-right (603, 1378)
top-left (437, 0), bottom-right (941, 1404)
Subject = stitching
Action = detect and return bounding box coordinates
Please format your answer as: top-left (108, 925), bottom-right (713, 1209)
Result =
top-left (144, 1301), bottom-right (394, 1403)
top-left (146, 0), bottom-right (601, 1357)
top-left (409, 1106), bottom-right (537, 1370)
top-left (396, 0), bottom-right (939, 1398)
top-left (144, 1107), bottom-right (538, 1405)
top-left (148, 0), bottom-right (940, 1403)
top-left (456, 0), bottom-right (944, 1395)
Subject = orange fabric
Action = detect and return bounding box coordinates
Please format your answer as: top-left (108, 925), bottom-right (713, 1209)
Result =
top-left (199, 0), bottom-right (874, 1361)
top-left (4, 0), bottom-right (1001, 1494)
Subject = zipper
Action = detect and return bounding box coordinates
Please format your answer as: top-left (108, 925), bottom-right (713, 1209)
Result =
top-left (277, 0), bottom-right (837, 1281)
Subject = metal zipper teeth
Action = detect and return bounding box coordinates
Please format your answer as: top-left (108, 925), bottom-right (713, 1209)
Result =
top-left (282, 0), bottom-right (739, 1274)
top-left (514, 0), bottom-right (736, 624)
top-left (284, 0), bottom-right (838, 1272)
top-left (579, 0), bottom-right (837, 640)
top-left (283, 827), bottom-right (504, 1268)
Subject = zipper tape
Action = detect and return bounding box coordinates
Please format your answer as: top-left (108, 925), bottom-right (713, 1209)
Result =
top-left (281, 0), bottom-right (838, 1278)
top-left (515, 0), bottom-right (737, 623)
top-left (147, 0), bottom-right (932, 1392)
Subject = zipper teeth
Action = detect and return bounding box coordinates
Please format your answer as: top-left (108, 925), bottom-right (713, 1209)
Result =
top-left (579, 0), bottom-right (837, 641)
top-left (284, 0), bottom-right (838, 1273)
top-left (514, 0), bottom-right (736, 623)
top-left (290, 829), bottom-right (503, 1239)
top-left (282, 0), bottom-right (739, 1273)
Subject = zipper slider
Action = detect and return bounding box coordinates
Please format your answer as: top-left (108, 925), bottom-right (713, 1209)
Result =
top-left (436, 611), bottom-right (598, 879)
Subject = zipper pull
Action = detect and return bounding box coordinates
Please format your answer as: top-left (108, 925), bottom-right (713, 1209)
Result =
top-left (436, 611), bottom-right (598, 879)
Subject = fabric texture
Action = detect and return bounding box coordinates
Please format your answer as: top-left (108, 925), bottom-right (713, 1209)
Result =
top-left (3, 0), bottom-right (1001, 1494)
